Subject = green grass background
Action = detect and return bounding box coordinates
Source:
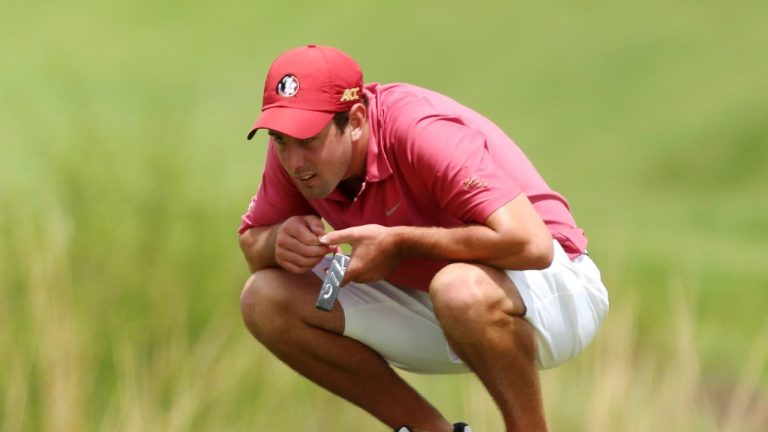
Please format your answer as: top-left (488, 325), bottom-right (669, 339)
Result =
top-left (2, 0), bottom-right (767, 430)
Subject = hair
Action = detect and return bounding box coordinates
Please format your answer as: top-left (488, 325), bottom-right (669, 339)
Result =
top-left (332, 93), bottom-right (369, 133)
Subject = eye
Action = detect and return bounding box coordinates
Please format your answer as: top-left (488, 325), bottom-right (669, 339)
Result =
top-left (301, 137), bottom-right (315, 145)
top-left (270, 134), bottom-right (285, 145)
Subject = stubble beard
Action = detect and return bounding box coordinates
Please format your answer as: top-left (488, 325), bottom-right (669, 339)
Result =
top-left (297, 176), bottom-right (336, 200)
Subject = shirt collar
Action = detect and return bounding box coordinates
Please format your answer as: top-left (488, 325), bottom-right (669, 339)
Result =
top-left (362, 84), bottom-right (393, 183)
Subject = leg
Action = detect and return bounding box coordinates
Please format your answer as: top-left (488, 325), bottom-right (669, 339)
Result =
top-left (240, 268), bottom-right (453, 432)
top-left (429, 263), bottom-right (548, 432)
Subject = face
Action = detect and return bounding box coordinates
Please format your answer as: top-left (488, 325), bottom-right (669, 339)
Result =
top-left (269, 121), bottom-right (354, 200)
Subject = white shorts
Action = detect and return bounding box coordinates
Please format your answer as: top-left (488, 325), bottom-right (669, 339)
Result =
top-left (312, 240), bottom-right (609, 373)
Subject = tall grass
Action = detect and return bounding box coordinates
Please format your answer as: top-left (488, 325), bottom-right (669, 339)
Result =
top-left (2, 208), bottom-right (766, 430)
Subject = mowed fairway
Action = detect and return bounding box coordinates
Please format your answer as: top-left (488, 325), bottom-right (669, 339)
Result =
top-left (1, 1), bottom-right (767, 430)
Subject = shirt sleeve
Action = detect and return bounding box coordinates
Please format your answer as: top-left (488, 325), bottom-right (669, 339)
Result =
top-left (238, 143), bottom-right (317, 234)
top-left (396, 114), bottom-right (522, 224)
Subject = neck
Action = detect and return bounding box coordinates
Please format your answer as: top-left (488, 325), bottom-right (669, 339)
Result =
top-left (336, 123), bottom-right (369, 202)
top-left (348, 122), bottom-right (369, 179)
top-left (337, 177), bottom-right (364, 201)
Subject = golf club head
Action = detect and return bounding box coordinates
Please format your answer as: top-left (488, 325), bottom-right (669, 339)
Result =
top-left (315, 253), bottom-right (350, 311)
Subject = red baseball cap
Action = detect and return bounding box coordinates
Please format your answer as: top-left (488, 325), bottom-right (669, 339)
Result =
top-left (247, 44), bottom-right (364, 140)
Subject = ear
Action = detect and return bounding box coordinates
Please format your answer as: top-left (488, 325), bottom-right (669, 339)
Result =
top-left (348, 103), bottom-right (368, 141)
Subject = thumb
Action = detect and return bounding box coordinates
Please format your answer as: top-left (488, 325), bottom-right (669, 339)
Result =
top-left (304, 215), bottom-right (326, 236)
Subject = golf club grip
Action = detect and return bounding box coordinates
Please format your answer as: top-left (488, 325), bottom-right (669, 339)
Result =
top-left (315, 254), bottom-right (350, 311)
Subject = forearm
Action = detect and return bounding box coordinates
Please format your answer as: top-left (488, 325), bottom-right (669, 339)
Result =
top-left (239, 225), bottom-right (279, 273)
top-left (319, 196), bottom-right (555, 272)
top-left (389, 224), bottom-right (551, 270)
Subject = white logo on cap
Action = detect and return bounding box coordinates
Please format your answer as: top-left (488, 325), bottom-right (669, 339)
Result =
top-left (277, 74), bottom-right (299, 97)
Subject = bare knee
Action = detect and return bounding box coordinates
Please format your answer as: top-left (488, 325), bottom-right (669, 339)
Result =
top-left (430, 263), bottom-right (520, 324)
top-left (431, 264), bottom-right (495, 318)
top-left (430, 264), bottom-right (535, 365)
top-left (240, 269), bottom-right (297, 343)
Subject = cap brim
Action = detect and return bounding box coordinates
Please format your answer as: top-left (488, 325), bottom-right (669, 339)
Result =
top-left (247, 107), bottom-right (334, 140)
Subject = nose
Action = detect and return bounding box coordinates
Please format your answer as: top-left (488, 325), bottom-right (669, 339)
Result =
top-left (281, 143), bottom-right (305, 173)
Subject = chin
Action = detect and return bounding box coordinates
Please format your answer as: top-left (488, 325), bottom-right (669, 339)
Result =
top-left (300, 186), bottom-right (333, 200)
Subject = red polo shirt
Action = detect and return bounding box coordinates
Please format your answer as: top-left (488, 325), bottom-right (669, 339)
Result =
top-left (240, 83), bottom-right (587, 291)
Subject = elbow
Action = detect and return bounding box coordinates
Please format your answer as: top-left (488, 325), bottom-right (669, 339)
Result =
top-left (238, 231), bottom-right (252, 259)
top-left (238, 234), bottom-right (255, 273)
top-left (238, 230), bottom-right (264, 273)
top-left (495, 237), bottom-right (553, 270)
top-left (524, 236), bottom-right (554, 270)
top-left (239, 226), bottom-right (280, 273)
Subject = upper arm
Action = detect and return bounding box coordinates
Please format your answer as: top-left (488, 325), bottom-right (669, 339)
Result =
top-left (393, 115), bottom-right (522, 224)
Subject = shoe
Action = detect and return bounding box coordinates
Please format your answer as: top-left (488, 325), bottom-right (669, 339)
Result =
top-left (394, 423), bottom-right (471, 432)
top-left (453, 422), bottom-right (471, 432)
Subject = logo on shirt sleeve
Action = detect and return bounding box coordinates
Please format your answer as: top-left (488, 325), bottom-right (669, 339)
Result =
top-left (463, 176), bottom-right (488, 191)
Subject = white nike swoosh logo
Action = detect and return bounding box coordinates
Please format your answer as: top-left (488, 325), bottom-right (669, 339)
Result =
top-left (385, 202), bottom-right (401, 216)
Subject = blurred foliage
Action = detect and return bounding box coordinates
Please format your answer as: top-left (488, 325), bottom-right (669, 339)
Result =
top-left (1, 0), bottom-right (767, 430)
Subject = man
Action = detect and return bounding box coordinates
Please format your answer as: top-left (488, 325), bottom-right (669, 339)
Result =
top-left (238, 44), bottom-right (609, 432)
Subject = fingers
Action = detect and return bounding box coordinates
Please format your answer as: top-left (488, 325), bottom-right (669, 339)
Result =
top-left (275, 246), bottom-right (325, 273)
top-left (317, 233), bottom-right (334, 245)
top-left (303, 215), bottom-right (327, 238)
top-left (286, 216), bottom-right (322, 246)
top-left (320, 224), bottom-right (399, 284)
top-left (275, 233), bottom-right (329, 259)
top-left (275, 216), bottom-right (334, 273)
top-left (318, 227), bottom-right (352, 247)
top-left (318, 224), bottom-right (384, 247)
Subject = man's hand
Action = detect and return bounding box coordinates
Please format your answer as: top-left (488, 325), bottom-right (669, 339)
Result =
top-left (275, 215), bottom-right (336, 273)
top-left (319, 224), bottom-right (400, 284)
